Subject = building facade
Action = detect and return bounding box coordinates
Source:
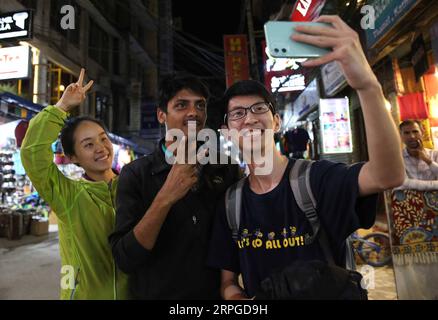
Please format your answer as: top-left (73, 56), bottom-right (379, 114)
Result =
top-left (0, 0), bottom-right (161, 151)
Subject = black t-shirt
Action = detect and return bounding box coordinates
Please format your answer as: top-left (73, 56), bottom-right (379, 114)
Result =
top-left (285, 128), bottom-right (310, 152)
top-left (207, 160), bottom-right (378, 297)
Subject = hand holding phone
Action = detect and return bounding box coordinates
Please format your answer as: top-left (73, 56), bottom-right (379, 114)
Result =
top-left (264, 21), bottom-right (331, 58)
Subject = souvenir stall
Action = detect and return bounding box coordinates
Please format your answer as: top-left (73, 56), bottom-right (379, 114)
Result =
top-left (0, 119), bottom-right (49, 240)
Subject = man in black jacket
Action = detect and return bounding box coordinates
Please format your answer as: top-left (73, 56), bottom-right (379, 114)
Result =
top-left (109, 75), bottom-right (240, 299)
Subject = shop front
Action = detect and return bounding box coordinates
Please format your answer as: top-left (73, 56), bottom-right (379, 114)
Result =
top-left (0, 101), bottom-right (49, 241)
top-left (0, 97), bottom-right (143, 243)
top-left (366, 0), bottom-right (438, 299)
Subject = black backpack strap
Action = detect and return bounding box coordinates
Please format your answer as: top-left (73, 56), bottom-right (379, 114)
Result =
top-left (289, 159), bottom-right (336, 266)
top-left (225, 178), bottom-right (246, 242)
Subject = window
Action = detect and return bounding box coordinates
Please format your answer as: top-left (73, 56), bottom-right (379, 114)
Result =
top-left (95, 93), bottom-right (109, 126)
top-left (113, 37), bottom-right (120, 75)
top-left (88, 19), bottom-right (109, 69)
top-left (126, 99), bottom-right (131, 126)
top-left (49, 0), bottom-right (80, 47)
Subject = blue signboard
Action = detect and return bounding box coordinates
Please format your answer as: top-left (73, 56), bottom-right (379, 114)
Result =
top-left (365, 0), bottom-right (419, 49)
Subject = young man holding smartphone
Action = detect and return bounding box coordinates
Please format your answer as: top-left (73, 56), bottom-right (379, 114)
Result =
top-left (207, 15), bottom-right (405, 300)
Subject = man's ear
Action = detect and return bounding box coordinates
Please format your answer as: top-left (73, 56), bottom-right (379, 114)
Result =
top-left (157, 108), bottom-right (167, 125)
top-left (273, 114), bottom-right (282, 133)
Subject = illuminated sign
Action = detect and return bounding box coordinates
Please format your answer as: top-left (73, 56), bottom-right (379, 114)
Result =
top-left (270, 74), bottom-right (305, 93)
top-left (0, 10), bottom-right (32, 40)
top-left (365, 0), bottom-right (418, 49)
top-left (290, 0), bottom-right (326, 22)
top-left (224, 35), bottom-right (250, 88)
top-left (0, 46), bottom-right (31, 80)
top-left (321, 61), bottom-right (347, 97)
top-left (293, 78), bottom-right (319, 119)
top-left (263, 41), bottom-right (306, 93)
top-left (320, 98), bottom-right (353, 154)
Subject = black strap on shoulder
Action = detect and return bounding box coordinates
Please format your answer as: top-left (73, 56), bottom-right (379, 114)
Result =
top-left (225, 178), bottom-right (246, 242)
top-left (290, 159), bottom-right (336, 266)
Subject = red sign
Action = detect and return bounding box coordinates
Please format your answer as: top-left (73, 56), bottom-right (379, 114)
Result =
top-left (262, 41), bottom-right (304, 93)
top-left (223, 35), bottom-right (250, 88)
top-left (290, 0), bottom-right (326, 22)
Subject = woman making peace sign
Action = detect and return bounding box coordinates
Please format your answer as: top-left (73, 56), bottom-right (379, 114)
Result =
top-left (21, 69), bottom-right (129, 300)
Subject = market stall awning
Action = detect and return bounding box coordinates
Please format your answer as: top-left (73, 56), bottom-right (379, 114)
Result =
top-left (0, 92), bottom-right (44, 114)
top-left (109, 133), bottom-right (148, 155)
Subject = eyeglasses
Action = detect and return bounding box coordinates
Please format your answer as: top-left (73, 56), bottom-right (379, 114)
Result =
top-left (225, 101), bottom-right (273, 122)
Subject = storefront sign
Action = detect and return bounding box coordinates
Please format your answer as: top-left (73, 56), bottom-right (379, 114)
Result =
top-left (0, 46), bottom-right (31, 80)
top-left (268, 73), bottom-right (305, 93)
top-left (321, 61), bottom-right (347, 97)
top-left (411, 35), bottom-right (429, 81)
top-left (224, 35), bottom-right (250, 88)
top-left (320, 98), bottom-right (353, 154)
top-left (365, 0), bottom-right (419, 49)
top-left (0, 10), bottom-right (32, 40)
top-left (263, 41), bottom-right (305, 93)
top-left (290, 0), bottom-right (326, 22)
top-left (293, 78), bottom-right (319, 119)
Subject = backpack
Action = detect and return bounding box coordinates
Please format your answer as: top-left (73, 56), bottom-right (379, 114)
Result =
top-left (224, 159), bottom-right (367, 299)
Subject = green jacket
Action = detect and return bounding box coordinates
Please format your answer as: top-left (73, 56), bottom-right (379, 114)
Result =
top-left (21, 106), bottom-right (129, 300)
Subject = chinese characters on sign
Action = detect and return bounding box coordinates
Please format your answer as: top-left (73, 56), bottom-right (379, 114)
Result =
top-left (0, 10), bottom-right (32, 40)
top-left (223, 35), bottom-right (250, 88)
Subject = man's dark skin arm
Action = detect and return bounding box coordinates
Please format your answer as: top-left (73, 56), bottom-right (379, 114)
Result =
top-left (133, 137), bottom-right (198, 250)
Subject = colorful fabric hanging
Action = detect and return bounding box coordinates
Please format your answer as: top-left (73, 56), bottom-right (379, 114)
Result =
top-left (398, 92), bottom-right (429, 120)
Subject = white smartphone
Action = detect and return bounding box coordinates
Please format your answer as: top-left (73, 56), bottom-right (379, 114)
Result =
top-left (264, 21), bottom-right (331, 58)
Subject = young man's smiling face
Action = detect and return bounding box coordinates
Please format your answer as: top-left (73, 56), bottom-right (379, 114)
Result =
top-left (226, 94), bottom-right (281, 156)
top-left (157, 88), bottom-right (207, 137)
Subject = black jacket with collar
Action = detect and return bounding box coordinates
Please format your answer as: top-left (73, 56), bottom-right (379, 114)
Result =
top-left (109, 141), bottom-right (241, 299)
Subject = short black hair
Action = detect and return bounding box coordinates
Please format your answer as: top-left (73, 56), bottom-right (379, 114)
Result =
top-left (158, 74), bottom-right (210, 112)
top-left (60, 116), bottom-right (109, 157)
top-left (221, 80), bottom-right (277, 124)
top-left (399, 120), bottom-right (422, 132)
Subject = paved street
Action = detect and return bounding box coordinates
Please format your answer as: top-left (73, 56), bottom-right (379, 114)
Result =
top-left (0, 229), bottom-right (60, 300)
top-left (357, 264), bottom-right (397, 300)
top-left (0, 230), bottom-right (399, 300)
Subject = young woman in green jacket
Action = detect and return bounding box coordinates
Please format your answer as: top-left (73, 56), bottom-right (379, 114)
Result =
top-left (21, 69), bottom-right (129, 300)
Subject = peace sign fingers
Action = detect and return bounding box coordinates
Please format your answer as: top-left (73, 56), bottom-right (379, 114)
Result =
top-left (55, 68), bottom-right (94, 112)
top-left (83, 80), bottom-right (94, 93)
top-left (77, 68), bottom-right (85, 87)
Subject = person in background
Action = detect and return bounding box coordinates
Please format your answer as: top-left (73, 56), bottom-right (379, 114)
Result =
top-left (397, 120), bottom-right (438, 190)
top-left (284, 127), bottom-right (310, 159)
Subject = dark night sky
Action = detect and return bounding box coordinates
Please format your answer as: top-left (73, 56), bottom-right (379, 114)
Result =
top-left (171, 1), bottom-right (243, 87)
top-left (170, 1), bottom-right (287, 129)
top-left (172, 1), bottom-right (244, 49)
top-left (171, 1), bottom-right (245, 129)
